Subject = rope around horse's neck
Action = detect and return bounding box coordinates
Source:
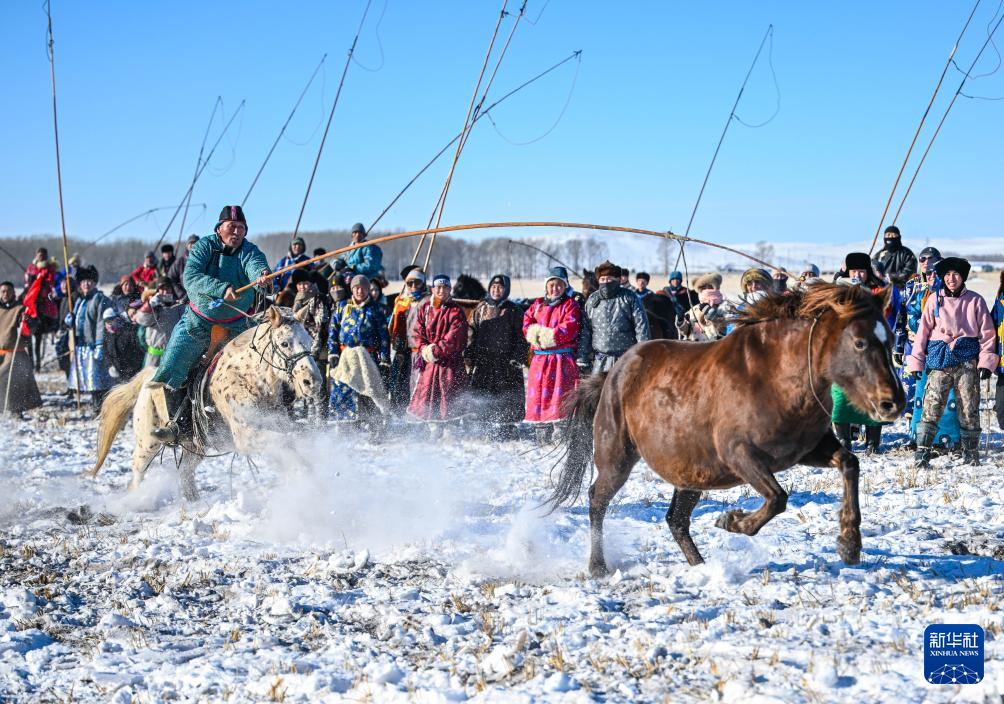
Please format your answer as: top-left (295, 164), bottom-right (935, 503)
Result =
top-left (806, 315), bottom-right (831, 416)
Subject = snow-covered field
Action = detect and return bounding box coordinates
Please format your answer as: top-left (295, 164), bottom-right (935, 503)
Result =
top-left (2, 375), bottom-right (1004, 703)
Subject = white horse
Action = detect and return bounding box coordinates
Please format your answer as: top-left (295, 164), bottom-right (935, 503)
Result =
top-left (91, 306), bottom-right (322, 499)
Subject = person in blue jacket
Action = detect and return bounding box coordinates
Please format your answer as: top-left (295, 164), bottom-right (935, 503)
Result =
top-left (337, 223), bottom-right (383, 279)
top-left (147, 205), bottom-right (271, 442)
top-left (273, 237), bottom-right (310, 291)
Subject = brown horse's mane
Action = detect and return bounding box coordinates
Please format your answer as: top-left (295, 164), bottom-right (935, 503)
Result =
top-left (735, 282), bottom-right (885, 327)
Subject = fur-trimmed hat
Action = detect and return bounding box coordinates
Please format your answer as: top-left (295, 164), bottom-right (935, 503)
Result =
top-left (934, 256), bottom-right (970, 282)
top-left (844, 252), bottom-right (872, 272)
top-left (740, 268), bottom-right (771, 291)
top-left (693, 272), bottom-right (722, 290)
top-left (635, 271), bottom-right (650, 282)
top-left (291, 269), bottom-right (312, 286)
top-left (595, 260), bottom-right (621, 279)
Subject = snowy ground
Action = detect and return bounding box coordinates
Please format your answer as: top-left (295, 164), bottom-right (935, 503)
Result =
top-left (2, 375), bottom-right (1004, 703)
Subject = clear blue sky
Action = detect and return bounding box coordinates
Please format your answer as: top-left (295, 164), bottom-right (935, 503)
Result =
top-left (3, 1), bottom-right (1003, 248)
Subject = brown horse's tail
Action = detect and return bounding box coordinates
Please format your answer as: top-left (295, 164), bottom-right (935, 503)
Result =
top-left (90, 367), bottom-right (154, 477)
top-left (545, 372), bottom-right (609, 510)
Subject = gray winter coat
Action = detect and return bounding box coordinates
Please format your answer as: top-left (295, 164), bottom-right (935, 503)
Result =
top-left (578, 288), bottom-right (650, 364)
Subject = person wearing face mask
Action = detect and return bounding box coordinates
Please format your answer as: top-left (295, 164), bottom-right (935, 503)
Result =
top-left (388, 266), bottom-right (430, 410)
top-left (772, 269), bottom-right (789, 293)
top-left (407, 274), bottom-right (468, 423)
top-left (577, 261), bottom-right (650, 374)
top-left (907, 257), bottom-right (998, 466)
top-left (147, 205), bottom-right (271, 442)
top-left (681, 272), bottom-right (728, 341)
top-left (67, 265), bottom-right (115, 409)
top-left (875, 225), bottom-right (918, 287)
top-left (466, 274), bottom-right (529, 439)
top-left (523, 267), bottom-right (582, 441)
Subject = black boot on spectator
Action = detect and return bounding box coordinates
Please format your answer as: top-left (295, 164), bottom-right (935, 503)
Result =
top-left (914, 421), bottom-right (936, 469)
top-left (960, 429), bottom-right (981, 466)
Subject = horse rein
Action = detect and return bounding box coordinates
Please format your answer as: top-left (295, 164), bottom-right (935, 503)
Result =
top-left (250, 322), bottom-right (312, 376)
top-left (806, 314), bottom-right (831, 416)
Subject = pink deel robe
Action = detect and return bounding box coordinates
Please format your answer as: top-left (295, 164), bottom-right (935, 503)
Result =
top-left (408, 299), bottom-right (469, 421)
top-left (522, 296), bottom-right (581, 423)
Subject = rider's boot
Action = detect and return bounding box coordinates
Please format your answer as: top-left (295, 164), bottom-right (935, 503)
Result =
top-left (147, 382), bottom-right (186, 444)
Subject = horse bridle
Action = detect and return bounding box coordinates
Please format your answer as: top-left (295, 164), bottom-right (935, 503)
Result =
top-left (250, 321), bottom-right (312, 376)
top-left (806, 314), bottom-right (831, 415)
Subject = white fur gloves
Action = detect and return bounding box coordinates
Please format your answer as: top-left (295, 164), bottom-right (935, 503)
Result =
top-left (524, 323), bottom-right (542, 348)
top-left (537, 326), bottom-right (557, 350)
top-left (421, 345), bottom-right (438, 363)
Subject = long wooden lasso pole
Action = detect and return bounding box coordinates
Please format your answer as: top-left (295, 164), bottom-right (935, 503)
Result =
top-left (412, 0), bottom-right (511, 270)
top-left (867, 0), bottom-right (983, 255)
top-left (234, 221), bottom-right (781, 297)
top-left (45, 0), bottom-right (80, 412)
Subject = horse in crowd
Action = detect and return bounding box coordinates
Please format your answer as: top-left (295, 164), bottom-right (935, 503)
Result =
top-left (548, 283), bottom-right (905, 576)
top-left (90, 306), bottom-right (322, 499)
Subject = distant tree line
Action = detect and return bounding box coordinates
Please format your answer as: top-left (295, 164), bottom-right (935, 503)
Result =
top-left (4, 228), bottom-right (995, 290)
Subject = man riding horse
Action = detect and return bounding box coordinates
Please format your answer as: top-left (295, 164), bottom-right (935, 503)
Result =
top-left (146, 205), bottom-right (272, 442)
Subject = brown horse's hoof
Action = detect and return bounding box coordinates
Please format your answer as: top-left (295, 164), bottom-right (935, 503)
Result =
top-left (714, 510), bottom-right (744, 533)
top-left (837, 535), bottom-right (861, 565)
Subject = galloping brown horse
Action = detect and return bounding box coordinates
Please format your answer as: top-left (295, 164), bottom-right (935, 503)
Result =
top-left (548, 283), bottom-right (905, 576)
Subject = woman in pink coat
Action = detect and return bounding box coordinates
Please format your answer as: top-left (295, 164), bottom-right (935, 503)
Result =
top-left (906, 257), bottom-right (999, 467)
top-left (523, 267), bottom-right (581, 441)
top-left (407, 274), bottom-right (469, 422)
